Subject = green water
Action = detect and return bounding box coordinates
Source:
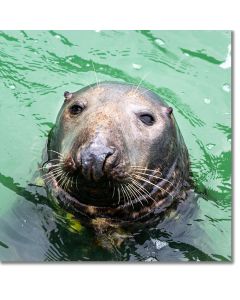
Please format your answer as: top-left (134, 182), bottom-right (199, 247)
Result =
top-left (0, 30), bottom-right (231, 261)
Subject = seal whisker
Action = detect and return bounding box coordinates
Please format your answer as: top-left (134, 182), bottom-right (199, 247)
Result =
top-left (122, 184), bottom-right (130, 207)
top-left (41, 167), bottom-right (64, 180)
top-left (126, 184), bottom-right (135, 209)
top-left (43, 172), bottom-right (55, 185)
top-left (63, 176), bottom-right (70, 191)
top-left (56, 171), bottom-right (68, 189)
top-left (133, 174), bottom-right (173, 200)
top-left (127, 183), bottom-right (144, 207)
top-left (119, 185), bottom-right (125, 206)
top-left (66, 176), bottom-right (74, 192)
top-left (130, 177), bottom-right (157, 204)
top-left (44, 165), bottom-right (63, 172)
top-left (42, 168), bottom-right (64, 181)
top-left (44, 159), bottom-right (62, 163)
top-left (132, 72), bottom-right (150, 95)
top-left (139, 87), bottom-right (154, 96)
top-left (124, 184), bottom-right (135, 209)
top-left (124, 184), bottom-right (134, 208)
top-left (131, 166), bottom-right (162, 174)
top-left (130, 179), bottom-right (150, 204)
top-left (75, 174), bottom-right (80, 192)
top-left (117, 186), bottom-right (121, 205)
top-left (112, 184), bottom-right (116, 199)
top-left (129, 182), bottom-right (149, 206)
top-left (44, 168), bottom-right (65, 185)
top-left (69, 174), bottom-right (75, 191)
top-left (133, 170), bottom-right (174, 187)
top-left (44, 171), bottom-right (63, 185)
top-left (48, 149), bottom-right (64, 158)
top-left (63, 173), bottom-right (71, 192)
top-left (61, 171), bottom-right (71, 190)
top-left (38, 160), bottom-right (63, 171)
top-left (120, 184), bottom-right (129, 207)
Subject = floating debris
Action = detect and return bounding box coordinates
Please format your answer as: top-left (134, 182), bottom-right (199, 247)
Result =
top-left (204, 98), bottom-right (211, 104)
top-left (222, 83), bottom-right (230, 93)
top-left (155, 38), bottom-right (165, 46)
top-left (151, 238), bottom-right (168, 250)
top-left (132, 63), bottom-right (142, 70)
top-left (206, 143), bottom-right (215, 150)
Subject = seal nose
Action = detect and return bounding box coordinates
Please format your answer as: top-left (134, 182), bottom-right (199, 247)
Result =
top-left (80, 143), bottom-right (115, 181)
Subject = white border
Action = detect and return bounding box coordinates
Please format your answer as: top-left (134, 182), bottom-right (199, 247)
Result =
top-left (0, 1), bottom-right (239, 300)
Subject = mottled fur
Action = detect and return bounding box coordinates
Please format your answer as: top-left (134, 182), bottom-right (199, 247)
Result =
top-left (43, 82), bottom-right (190, 227)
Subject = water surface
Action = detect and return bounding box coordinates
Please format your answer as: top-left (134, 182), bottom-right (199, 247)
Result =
top-left (0, 30), bottom-right (231, 261)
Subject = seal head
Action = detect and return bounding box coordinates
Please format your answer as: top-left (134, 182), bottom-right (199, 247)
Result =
top-left (44, 82), bottom-right (190, 222)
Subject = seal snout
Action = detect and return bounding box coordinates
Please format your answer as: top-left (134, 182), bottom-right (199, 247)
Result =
top-left (79, 142), bottom-right (117, 182)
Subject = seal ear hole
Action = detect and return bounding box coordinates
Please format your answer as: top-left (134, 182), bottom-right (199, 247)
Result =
top-left (69, 104), bottom-right (84, 115)
top-left (139, 113), bottom-right (155, 126)
top-left (64, 91), bottom-right (73, 101)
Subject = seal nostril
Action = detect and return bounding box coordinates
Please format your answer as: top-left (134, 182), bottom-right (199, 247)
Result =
top-left (102, 149), bottom-right (115, 172)
top-left (80, 144), bottom-right (117, 181)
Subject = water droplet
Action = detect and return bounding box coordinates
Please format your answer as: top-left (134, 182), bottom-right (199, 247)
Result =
top-left (228, 138), bottom-right (231, 143)
top-left (132, 63), bottom-right (142, 70)
top-left (55, 35), bottom-right (61, 39)
top-left (95, 30), bottom-right (101, 33)
top-left (204, 98), bottom-right (211, 104)
top-left (9, 84), bottom-right (16, 90)
top-left (155, 38), bottom-right (165, 46)
top-left (222, 83), bottom-right (230, 93)
top-left (206, 143), bottom-right (215, 150)
top-left (86, 63), bottom-right (90, 67)
top-left (184, 52), bottom-right (190, 57)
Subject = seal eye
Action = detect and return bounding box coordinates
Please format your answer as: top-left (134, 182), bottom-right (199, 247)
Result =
top-left (139, 113), bottom-right (155, 126)
top-left (69, 104), bottom-right (84, 115)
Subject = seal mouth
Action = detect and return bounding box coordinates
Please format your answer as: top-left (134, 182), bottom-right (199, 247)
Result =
top-left (42, 156), bottom-right (177, 213)
top-left (43, 168), bottom-right (178, 223)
